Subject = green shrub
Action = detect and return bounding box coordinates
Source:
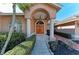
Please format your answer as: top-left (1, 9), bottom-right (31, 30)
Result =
top-left (5, 32), bottom-right (26, 52)
top-left (0, 33), bottom-right (7, 52)
top-left (48, 41), bottom-right (58, 52)
top-left (0, 32), bottom-right (26, 53)
top-left (54, 31), bottom-right (72, 39)
top-left (0, 32), bottom-right (8, 42)
top-left (4, 35), bottom-right (36, 55)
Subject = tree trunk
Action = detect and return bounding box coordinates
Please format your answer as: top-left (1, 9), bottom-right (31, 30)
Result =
top-left (1, 3), bottom-right (16, 54)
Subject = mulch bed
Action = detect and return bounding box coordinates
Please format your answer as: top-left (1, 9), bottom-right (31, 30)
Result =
top-left (50, 41), bottom-right (79, 55)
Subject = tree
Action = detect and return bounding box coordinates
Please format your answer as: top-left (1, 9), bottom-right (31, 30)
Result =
top-left (1, 3), bottom-right (16, 54)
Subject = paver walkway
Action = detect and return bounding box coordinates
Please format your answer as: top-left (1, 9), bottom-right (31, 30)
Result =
top-left (32, 35), bottom-right (51, 55)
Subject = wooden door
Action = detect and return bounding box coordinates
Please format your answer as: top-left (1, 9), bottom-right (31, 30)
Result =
top-left (36, 21), bottom-right (44, 34)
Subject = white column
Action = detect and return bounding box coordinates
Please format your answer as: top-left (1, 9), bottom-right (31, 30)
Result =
top-left (50, 18), bottom-right (55, 41)
top-left (75, 20), bottom-right (79, 40)
top-left (26, 18), bottom-right (31, 38)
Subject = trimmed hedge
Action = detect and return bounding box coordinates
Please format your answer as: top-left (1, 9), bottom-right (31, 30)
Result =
top-left (0, 32), bottom-right (26, 53)
top-left (5, 32), bottom-right (26, 52)
top-left (54, 31), bottom-right (72, 39)
top-left (0, 33), bottom-right (8, 53)
top-left (4, 35), bottom-right (36, 55)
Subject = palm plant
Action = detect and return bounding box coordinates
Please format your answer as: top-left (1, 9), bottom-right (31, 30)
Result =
top-left (17, 3), bottom-right (33, 11)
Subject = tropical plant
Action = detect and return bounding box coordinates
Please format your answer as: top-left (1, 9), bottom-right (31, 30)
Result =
top-left (17, 3), bottom-right (33, 11)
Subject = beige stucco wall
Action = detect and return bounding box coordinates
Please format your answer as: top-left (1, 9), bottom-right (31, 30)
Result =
top-left (56, 29), bottom-right (75, 34)
top-left (0, 15), bottom-right (26, 33)
top-left (55, 28), bottom-right (75, 39)
top-left (0, 15), bottom-right (11, 32)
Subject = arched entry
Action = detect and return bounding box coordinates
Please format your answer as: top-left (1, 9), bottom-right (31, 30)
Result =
top-left (31, 8), bottom-right (50, 35)
top-left (36, 20), bottom-right (44, 34)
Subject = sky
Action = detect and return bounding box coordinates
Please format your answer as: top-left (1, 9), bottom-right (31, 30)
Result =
top-left (0, 3), bottom-right (79, 21)
top-left (56, 3), bottom-right (79, 21)
top-left (0, 3), bottom-right (22, 13)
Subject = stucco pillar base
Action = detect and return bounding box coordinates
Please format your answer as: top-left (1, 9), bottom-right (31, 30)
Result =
top-left (50, 36), bottom-right (56, 41)
top-left (26, 18), bottom-right (31, 38)
top-left (50, 18), bottom-right (55, 41)
top-left (27, 34), bottom-right (31, 38)
top-left (74, 35), bottom-right (79, 41)
top-left (75, 20), bottom-right (79, 41)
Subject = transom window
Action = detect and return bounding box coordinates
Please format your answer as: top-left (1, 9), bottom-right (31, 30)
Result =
top-left (36, 21), bottom-right (44, 24)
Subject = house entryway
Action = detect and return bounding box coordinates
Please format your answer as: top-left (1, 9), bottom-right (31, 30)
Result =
top-left (36, 20), bottom-right (44, 34)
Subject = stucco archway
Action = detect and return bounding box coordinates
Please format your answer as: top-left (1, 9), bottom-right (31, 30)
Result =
top-left (24, 3), bottom-right (61, 39)
top-left (31, 8), bottom-right (50, 34)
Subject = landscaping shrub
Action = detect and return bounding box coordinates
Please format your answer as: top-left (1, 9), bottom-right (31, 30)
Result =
top-left (49, 40), bottom-right (72, 54)
top-left (57, 40), bottom-right (70, 49)
top-left (5, 32), bottom-right (26, 52)
top-left (54, 31), bottom-right (72, 39)
top-left (48, 40), bottom-right (58, 52)
top-left (0, 33), bottom-right (8, 53)
top-left (4, 35), bottom-right (36, 55)
top-left (0, 32), bottom-right (26, 53)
